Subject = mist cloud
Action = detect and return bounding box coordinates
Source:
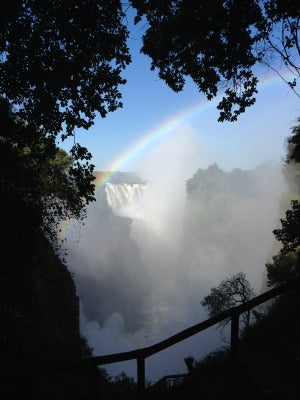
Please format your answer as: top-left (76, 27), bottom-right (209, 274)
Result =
top-left (64, 127), bottom-right (286, 378)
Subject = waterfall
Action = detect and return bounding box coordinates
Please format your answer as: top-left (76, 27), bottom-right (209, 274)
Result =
top-left (104, 183), bottom-right (147, 211)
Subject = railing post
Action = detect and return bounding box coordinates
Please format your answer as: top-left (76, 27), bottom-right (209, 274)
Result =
top-left (230, 312), bottom-right (239, 365)
top-left (137, 356), bottom-right (145, 397)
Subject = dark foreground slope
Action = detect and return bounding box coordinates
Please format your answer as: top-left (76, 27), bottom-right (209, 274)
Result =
top-left (1, 236), bottom-right (97, 400)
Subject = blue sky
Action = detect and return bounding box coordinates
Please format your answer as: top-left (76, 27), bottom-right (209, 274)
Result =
top-left (59, 22), bottom-right (300, 174)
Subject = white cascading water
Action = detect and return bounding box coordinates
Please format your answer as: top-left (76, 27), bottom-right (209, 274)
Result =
top-left (105, 183), bottom-right (147, 211)
top-left (64, 128), bottom-right (287, 380)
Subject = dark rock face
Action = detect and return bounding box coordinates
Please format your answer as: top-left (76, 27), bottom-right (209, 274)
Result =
top-left (1, 236), bottom-right (96, 399)
top-left (26, 237), bottom-right (81, 365)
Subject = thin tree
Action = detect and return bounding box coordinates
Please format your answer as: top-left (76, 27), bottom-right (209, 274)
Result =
top-left (201, 272), bottom-right (255, 332)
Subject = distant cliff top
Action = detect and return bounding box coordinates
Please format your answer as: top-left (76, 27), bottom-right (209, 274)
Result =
top-left (186, 163), bottom-right (279, 198)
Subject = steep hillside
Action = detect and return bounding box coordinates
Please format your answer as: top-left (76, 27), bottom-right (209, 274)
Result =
top-left (1, 236), bottom-right (96, 399)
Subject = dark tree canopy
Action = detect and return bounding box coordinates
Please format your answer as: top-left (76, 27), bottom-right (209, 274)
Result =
top-left (0, 0), bottom-right (131, 138)
top-left (0, 99), bottom-right (94, 243)
top-left (272, 119), bottom-right (300, 256)
top-left (0, 0), bottom-right (132, 241)
top-left (131, 0), bottom-right (300, 121)
top-left (267, 118), bottom-right (300, 286)
top-left (287, 117), bottom-right (300, 164)
top-left (266, 248), bottom-right (300, 286)
top-left (1, 1), bottom-right (298, 135)
top-left (273, 200), bottom-right (300, 254)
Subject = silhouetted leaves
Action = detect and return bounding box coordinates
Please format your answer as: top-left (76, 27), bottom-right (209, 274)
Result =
top-left (0, 0), bottom-right (131, 138)
top-left (273, 201), bottom-right (300, 254)
top-left (131, 0), bottom-right (300, 121)
top-left (287, 117), bottom-right (300, 164)
top-left (0, 99), bottom-right (95, 243)
top-left (266, 248), bottom-right (300, 286)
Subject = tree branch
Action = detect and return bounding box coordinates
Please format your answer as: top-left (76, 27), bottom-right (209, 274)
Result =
top-left (262, 61), bottom-right (300, 98)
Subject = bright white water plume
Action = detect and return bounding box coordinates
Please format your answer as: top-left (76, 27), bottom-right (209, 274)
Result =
top-left (105, 183), bottom-right (147, 212)
top-left (64, 128), bottom-right (286, 381)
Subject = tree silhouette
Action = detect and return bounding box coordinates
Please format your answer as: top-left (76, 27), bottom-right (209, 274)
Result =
top-left (201, 272), bottom-right (255, 331)
top-left (0, 100), bottom-right (96, 387)
top-left (1, 1), bottom-right (299, 208)
top-left (267, 118), bottom-right (300, 285)
top-left (266, 248), bottom-right (300, 286)
top-left (0, 0), bottom-right (131, 209)
top-left (0, 99), bottom-right (94, 243)
top-left (131, 0), bottom-right (300, 121)
top-left (0, 0), bottom-right (130, 138)
top-left (273, 200), bottom-right (300, 254)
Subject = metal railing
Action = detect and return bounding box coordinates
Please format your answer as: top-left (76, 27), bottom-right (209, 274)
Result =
top-left (153, 374), bottom-right (187, 388)
top-left (84, 276), bottom-right (300, 395)
top-left (34, 277), bottom-right (300, 398)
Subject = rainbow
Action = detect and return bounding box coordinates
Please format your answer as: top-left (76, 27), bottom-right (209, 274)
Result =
top-left (59, 69), bottom-right (297, 238)
top-left (93, 69), bottom-right (297, 192)
top-left (93, 96), bottom-right (220, 190)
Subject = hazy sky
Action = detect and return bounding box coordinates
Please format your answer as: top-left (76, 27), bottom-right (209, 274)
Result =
top-left (58, 18), bottom-right (300, 174)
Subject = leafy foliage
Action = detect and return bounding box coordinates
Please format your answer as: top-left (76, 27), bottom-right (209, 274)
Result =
top-left (80, 335), bottom-right (94, 358)
top-left (184, 356), bottom-right (197, 373)
top-left (112, 372), bottom-right (136, 396)
top-left (94, 371), bottom-right (136, 400)
top-left (266, 247), bottom-right (300, 286)
top-left (0, 99), bottom-right (95, 370)
top-left (0, 1), bottom-right (130, 223)
top-left (283, 118), bottom-right (300, 201)
top-left (0, 5), bottom-right (131, 386)
top-left (0, 98), bottom-right (95, 243)
top-left (267, 119), bottom-right (300, 286)
top-left (131, 0), bottom-right (300, 121)
top-left (273, 200), bottom-right (300, 254)
top-left (201, 272), bottom-right (255, 329)
top-left (286, 117), bottom-right (300, 164)
top-left (0, 0), bottom-right (131, 139)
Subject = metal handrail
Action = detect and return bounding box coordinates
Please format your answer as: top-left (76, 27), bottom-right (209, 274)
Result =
top-left (88, 276), bottom-right (300, 394)
top-left (34, 276), bottom-right (300, 396)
